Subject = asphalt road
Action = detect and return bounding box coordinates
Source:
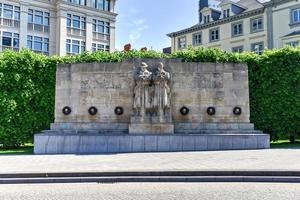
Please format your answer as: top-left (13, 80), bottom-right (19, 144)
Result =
top-left (0, 183), bottom-right (299, 200)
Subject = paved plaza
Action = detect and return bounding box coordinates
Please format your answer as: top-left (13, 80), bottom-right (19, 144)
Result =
top-left (0, 149), bottom-right (299, 174)
top-left (0, 183), bottom-right (299, 200)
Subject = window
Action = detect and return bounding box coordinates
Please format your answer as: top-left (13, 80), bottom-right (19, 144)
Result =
top-left (210, 28), bottom-right (219, 42)
top-left (232, 46), bottom-right (243, 53)
top-left (27, 35), bottom-right (49, 54)
top-left (251, 42), bottom-right (264, 55)
top-left (2, 32), bottom-right (12, 46)
top-left (3, 4), bottom-right (13, 18)
top-left (251, 17), bottom-right (263, 33)
top-left (68, 0), bottom-right (86, 6)
top-left (204, 15), bottom-right (210, 23)
top-left (27, 36), bottom-right (33, 49)
top-left (223, 9), bottom-right (230, 18)
top-left (292, 8), bottom-right (300, 24)
top-left (28, 9), bottom-right (50, 26)
top-left (92, 43), bottom-right (110, 52)
top-left (286, 41), bottom-right (299, 47)
top-left (66, 39), bottom-right (86, 54)
top-left (92, 0), bottom-right (110, 11)
top-left (178, 36), bottom-right (186, 49)
top-left (2, 32), bottom-right (19, 49)
top-left (93, 19), bottom-right (110, 34)
top-left (193, 32), bottom-right (202, 46)
top-left (1, 4), bottom-right (20, 20)
top-left (67, 14), bottom-right (86, 30)
top-left (232, 22), bottom-right (243, 37)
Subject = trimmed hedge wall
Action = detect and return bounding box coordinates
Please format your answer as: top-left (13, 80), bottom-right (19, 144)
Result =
top-left (0, 48), bottom-right (299, 147)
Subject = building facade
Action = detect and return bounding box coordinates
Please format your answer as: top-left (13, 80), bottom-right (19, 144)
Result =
top-left (167, 0), bottom-right (300, 54)
top-left (0, 0), bottom-right (117, 56)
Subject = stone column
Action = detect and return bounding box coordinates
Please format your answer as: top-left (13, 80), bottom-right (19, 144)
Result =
top-left (86, 0), bottom-right (93, 7)
top-left (110, 0), bottom-right (116, 12)
top-left (49, 10), bottom-right (57, 56)
top-left (56, 9), bottom-right (67, 56)
top-left (109, 20), bottom-right (116, 52)
top-left (19, 3), bottom-right (29, 50)
top-left (85, 15), bottom-right (93, 51)
top-left (85, 15), bottom-right (93, 52)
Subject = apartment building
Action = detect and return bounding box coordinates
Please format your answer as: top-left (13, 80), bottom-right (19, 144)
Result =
top-left (0, 0), bottom-right (117, 56)
top-left (167, 0), bottom-right (300, 54)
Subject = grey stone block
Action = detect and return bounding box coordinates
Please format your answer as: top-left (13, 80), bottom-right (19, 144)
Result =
top-left (46, 136), bottom-right (64, 154)
top-left (257, 135), bottom-right (270, 149)
top-left (194, 136), bottom-right (208, 151)
top-left (119, 136), bottom-right (132, 153)
top-left (78, 136), bottom-right (97, 154)
top-left (157, 136), bottom-right (171, 152)
top-left (34, 135), bottom-right (49, 154)
top-left (232, 136), bottom-right (246, 150)
top-left (169, 135), bottom-right (183, 151)
top-left (207, 135), bottom-right (221, 150)
top-left (62, 136), bottom-right (80, 154)
top-left (145, 136), bottom-right (158, 152)
top-left (131, 136), bottom-right (145, 152)
top-left (238, 123), bottom-right (254, 130)
top-left (220, 135), bottom-right (233, 150)
top-left (182, 136), bottom-right (195, 151)
top-left (94, 136), bottom-right (108, 153)
top-left (107, 136), bottom-right (120, 153)
top-left (245, 135), bottom-right (258, 149)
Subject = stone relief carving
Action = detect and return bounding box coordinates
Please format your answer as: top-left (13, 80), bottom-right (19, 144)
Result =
top-left (133, 62), bottom-right (152, 117)
top-left (153, 62), bottom-right (171, 120)
top-left (132, 62), bottom-right (171, 123)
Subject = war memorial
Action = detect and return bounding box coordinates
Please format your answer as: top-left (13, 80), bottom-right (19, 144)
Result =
top-left (34, 59), bottom-right (270, 154)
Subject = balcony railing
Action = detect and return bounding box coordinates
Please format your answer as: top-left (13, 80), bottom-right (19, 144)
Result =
top-left (0, 45), bottom-right (19, 52)
top-left (67, 27), bottom-right (86, 37)
top-left (93, 32), bottom-right (110, 41)
top-left (27, 23), bottom-right (50, 33)
top-left (33, 50), bottom-right (49, 56)
top-left (0, 18), bottom-right (20, 28)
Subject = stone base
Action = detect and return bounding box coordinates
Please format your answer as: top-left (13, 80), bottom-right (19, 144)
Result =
top-left (129, 124), bottom-right (174, 134)
top-left (34, 133), bottom-right (270, 154)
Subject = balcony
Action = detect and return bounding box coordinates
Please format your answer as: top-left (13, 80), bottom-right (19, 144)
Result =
top-left (67, 27), bottom-right (86, 37)
top-left (93, 32), bottom-right (110, 42)
top-left (27, 23), bottom-right (50, 33)
top-left (0, 18), bottom-right (20, 28)
top-left (0, 45), bottom-right (19, 52)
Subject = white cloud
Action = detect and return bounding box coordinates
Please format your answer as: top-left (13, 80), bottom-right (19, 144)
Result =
top-left (128, 19), bottom-right (149, 45)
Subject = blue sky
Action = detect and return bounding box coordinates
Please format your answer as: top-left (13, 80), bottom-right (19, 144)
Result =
top-left (115, 0), bottom-right (198, 52)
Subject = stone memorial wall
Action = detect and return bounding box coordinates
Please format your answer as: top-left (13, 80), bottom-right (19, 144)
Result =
top-left (55, 59), bottom-right (250, 125)
top-left (34, 59), bottom-right (269, 154)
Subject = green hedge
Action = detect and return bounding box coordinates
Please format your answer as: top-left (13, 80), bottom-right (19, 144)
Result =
top-left (0, 48), bottom-right (299, 147)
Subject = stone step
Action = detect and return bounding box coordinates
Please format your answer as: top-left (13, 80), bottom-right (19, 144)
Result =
top-left (50, 123), bottom-right (129, 131)
top-left (175, 123), bottom-right (255, 130)
top-left (1, 176), bottom-right (300, 184)
top-left (175, 130), bottom-right (263, 135)
top-left (34, 133), bottom-right (270, 154)
top-left (42, 129), bottom-right (128, 135)
top-left (42, 129), bottom-right (262, 135)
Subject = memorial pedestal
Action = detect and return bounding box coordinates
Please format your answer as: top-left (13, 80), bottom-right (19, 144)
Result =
top-left (129, 123), bottom-right (174, 134)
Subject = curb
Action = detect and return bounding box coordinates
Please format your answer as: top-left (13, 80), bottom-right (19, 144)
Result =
top-left (1, 171), bottom-right (300, 184)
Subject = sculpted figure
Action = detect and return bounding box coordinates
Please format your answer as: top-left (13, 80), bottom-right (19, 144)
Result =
top-left (153, 62), bottom-right (171, 118)
top-left (133, 62), bottom-right (152, 117)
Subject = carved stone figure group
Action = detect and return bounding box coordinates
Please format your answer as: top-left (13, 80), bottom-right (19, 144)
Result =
top-left (133, 62), bottom-right (171, 120)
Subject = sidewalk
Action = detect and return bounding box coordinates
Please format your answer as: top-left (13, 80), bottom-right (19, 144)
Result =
top-left (0, 149), bottom-right (299, 174)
